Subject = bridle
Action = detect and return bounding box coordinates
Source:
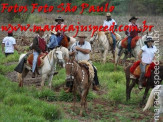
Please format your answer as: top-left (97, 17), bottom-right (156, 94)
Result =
top-left (66, 61), bottom-right (85, 82)
top-left (91, 33), bottom-right (98, 43)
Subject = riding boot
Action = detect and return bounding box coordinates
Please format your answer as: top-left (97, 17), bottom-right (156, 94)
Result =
top-left (138, 76), bottom-right (143, 89)
top-left (32, 72), bottom-right (35, 78)
top-left (36, 67), bottom-right (40, 75)
top-left (53, 71), bottom-right (58, 75)
top-left (93, 85), bottom-right (99, 91)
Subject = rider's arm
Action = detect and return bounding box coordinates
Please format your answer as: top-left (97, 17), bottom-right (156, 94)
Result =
top-left (1, 43), bottom-right (5, 53)
top-left (138, 50), bottom-right (143, 61)
top-left (75, 47), bottom-right (91, 54)
top-left (14, 44), bottom-right (19, 51)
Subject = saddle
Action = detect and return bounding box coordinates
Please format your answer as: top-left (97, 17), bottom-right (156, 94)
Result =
top-left (130, 61), bottom-right (155, 86)
top-left (78, 60), bottom-right (94, 82)
top-left (27, 53), bottom-right (47, 67)
top-left (105, 32), bottom-right (121, 45)
top-left (121, 36), bottom-right (140, 49)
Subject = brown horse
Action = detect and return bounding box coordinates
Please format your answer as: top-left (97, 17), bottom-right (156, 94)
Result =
top-left (65, 58), bottom-right (92, 116)
top-left (125, 64), bottom-right (163, 106)
top-left (60, 35), bottom-right (69, 48)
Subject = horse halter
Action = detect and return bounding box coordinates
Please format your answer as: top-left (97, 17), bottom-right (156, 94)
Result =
top-left (66, 61), bottom-right (85, 83)
top-left (90, 33), bottom-right (98, 43)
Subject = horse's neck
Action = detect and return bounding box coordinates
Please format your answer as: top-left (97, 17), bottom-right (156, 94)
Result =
top-left (74, 62), bottom-right (82, 80)
top-left (45, 50), bottom-right (55, 66)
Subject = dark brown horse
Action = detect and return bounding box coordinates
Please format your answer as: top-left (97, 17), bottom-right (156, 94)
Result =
top-left (125, 64), bottom-right (163, 106)
top-left (65, 58), bottom-right (92, 116)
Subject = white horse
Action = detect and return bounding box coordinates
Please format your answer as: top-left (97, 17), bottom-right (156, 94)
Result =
top-left (17, 48), bottom-right (63, 89)
top-left (143, 85), bottom-right (163, 116)
top-left (114, 32), bottom-right (153, 70)
top-left (90, 31), bottom-right (121, 63)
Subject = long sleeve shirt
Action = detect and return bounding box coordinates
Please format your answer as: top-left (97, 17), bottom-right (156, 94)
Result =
top-left (47, 34), bottom-right (58, 49)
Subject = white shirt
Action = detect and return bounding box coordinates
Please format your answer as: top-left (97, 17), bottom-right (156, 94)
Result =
top-left (2, 36), bottom-right (16, 53)
top-left (103, 19), bottom-right (117, 31)
top-left (141, 45), bottom-right (157, 64)
top-left (70, 41), bottom-right (91, 61)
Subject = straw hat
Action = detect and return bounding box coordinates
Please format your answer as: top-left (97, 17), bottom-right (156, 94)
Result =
top-left (106, 13), bottom-right (111, 16)
top-left (77, 32), bottom-right (87, 38)
top-left (51, 30), bottom-right (57, 34)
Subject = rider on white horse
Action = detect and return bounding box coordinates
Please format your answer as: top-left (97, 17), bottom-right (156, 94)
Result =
top-left (125, 16), bottom-right (142, 57)
top-left (30, 28), bottom-right (47, 78)
top-left (103, 12), bottom-right (117, 50)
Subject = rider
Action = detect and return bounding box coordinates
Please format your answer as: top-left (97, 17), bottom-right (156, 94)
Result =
top-left (103, 12), bottom-right (117, 50)
top-left (1, 31), bottom-right (18, 57)
top-left (126, 16), bottom-right (141, 57)
top-left (138, 36), bottom-right (157, 89)
top-left (30, 28), bottom-right (47, 78)
top-left (65, 32), bottom-right (100, 92)
top-left (47, 30), bottom-right (58, 50)
top-left (55, 16), bottom-right (65, 45)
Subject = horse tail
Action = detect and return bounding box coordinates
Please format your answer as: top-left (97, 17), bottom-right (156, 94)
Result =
top-left (17, 73), bottom-right (23, 87)
top-left (143, 85), bottom-right (161, 111)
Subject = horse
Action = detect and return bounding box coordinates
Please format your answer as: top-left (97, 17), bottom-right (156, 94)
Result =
top-left (125, 64), bottom-right (163, 106)
top-left (17, 48), bottom-right (63, 89)
top-left (143, 85), bottom-right (163, 117)
top-left (65, 58), bottom-right (93, 116)
top-left (90, 31), bottom-right (121, 63)
top-left (114, 32), bottom-right (153, 70)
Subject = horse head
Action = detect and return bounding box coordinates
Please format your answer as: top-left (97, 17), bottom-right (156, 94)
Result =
top-left (65, 58), bottom-right (77, 82)
top-left (90, 32), bottom-right (98, 44)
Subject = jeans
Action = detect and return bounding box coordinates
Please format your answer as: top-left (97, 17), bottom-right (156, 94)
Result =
top-left (127, 36), bottom-right (133, 53)
top-left (111, 33), bottom-right (116, 50)
top-left (139, 63), bottom-right (147, 82)
top-left (32, 51), bottom-right (39, 73)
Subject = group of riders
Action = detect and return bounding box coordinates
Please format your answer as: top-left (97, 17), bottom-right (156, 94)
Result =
top-left (1, 13), bottom-right (157, 90)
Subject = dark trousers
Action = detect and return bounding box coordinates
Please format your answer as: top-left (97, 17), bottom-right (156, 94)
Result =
top-left (5, 53), bottom-right (13, 57)
top-left (66, 65), bottom-right (99, 87)
top-left (127, 36), bottom-right (133, 53)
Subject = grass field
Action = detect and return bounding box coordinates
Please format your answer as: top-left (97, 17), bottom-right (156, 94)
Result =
top-left (0, 47), bottom-right (162, 122)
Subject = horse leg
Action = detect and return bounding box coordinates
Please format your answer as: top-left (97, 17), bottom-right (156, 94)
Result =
top-left (114, 48), bottom-right (122, 70)
top-left (140, 85), bottom-right (150, 107)
top-left (80, 89), bottom-right (87, 116)
top-left (48, 74), bottom-right (53, 90)
top-left (127, 79), bottom-right (136, 100)
top-left (41, 74), bottom-right (47, 88)
top-left (73, 83), bottom-right (77, 112)
top-left (103, 50), bottom-right (108, 64)
top-left (18, 68), bottom-right (29, 87)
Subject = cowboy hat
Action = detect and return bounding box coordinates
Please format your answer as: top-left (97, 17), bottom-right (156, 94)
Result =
top-left (77, 32), bottom-right (87, 38)
top-left (144, 36), bottom-right (154, 44)
top-left (106, 13), bottom-right (111, 17)
top-left (55, 16), bottom-right (64, 22)
top-left (129, 16), bottom-right (138, 22)
top-left (51, 30), bottom-right (57, 34)
top-left (35, 28), bottom-right (44, 33)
